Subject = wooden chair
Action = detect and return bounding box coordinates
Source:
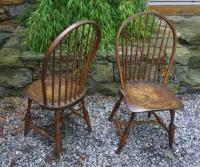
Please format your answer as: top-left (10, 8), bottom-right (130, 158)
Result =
top-left (23, 20), bottom-right (101, 159)
top-left (109, 11), bottom-right (184, 154)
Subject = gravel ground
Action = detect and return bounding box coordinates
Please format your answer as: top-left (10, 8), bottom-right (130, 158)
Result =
top-left (0, 93), bottom-right (200, 167)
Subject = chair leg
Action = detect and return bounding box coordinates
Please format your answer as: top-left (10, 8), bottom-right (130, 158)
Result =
top-left (116, 113), bottom-right (136, 154)
top-left (55, 110), bottom-right (61, 159)
top-left (169, 110), bottom-right (175, 149)
top-left (148, 111), bottom-right (152, 119)
top-left (109, 93), bottom-right (123, 121)
top-left (81, 98), bottom-right (92, 132)
top-left (24, 99), bottom-right (32, 136)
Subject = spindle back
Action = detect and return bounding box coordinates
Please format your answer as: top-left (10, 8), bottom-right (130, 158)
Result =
top-left (41, 20), bottom-right (101, 107)
top-left (116, 11), bottom-right (177, 88)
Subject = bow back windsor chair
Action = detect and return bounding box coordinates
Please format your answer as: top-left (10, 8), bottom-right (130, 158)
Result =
top-left (23, 20), bottom-right (101, 158)
top-left (108, 11), bottom-right (184, 153)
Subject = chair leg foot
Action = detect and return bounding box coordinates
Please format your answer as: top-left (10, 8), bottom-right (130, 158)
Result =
top-left (81, 99), bottom-right (92, 132)
top-left (169, 110), bottom-right (175, 149)
top-left (109, 94), bottom-right (123, 121)
top-left (116, 113), bottom-right (136, 154)
top-left (24, 99), bottom-right (32, 136)
top-left (55, 110), bottom-right (61, 159)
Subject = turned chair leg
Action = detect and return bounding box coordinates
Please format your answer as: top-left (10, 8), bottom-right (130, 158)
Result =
top-left (109, 93), bottom-right (123, 121)
top-left (55, 110), bottom-right (61, 159)
top-left (116, 113), bottom-right (136, 154)
top-left (169, 110), bottom-right (175, 149)
top-left (81, 98), bottom-right (92, 132)
top-left (24, 99), bottom-right (32, 136)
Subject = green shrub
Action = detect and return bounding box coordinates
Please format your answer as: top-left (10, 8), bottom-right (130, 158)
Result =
top-left (25, 0), bottom-right (147, 53)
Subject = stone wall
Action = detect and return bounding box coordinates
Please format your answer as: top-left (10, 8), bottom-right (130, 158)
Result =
top-left (0, 23), bottom-right (42, 97)
top-left (0, 0), bottom-right (35, 22)
top-left (0, 16), bottom-right (199, 97)
top-left (169, 16), bottom-right (200, 93)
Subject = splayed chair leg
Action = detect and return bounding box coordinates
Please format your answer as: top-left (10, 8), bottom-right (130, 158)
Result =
top-left (81, 98), bottom-right (92, 132)
top-left (109, 93), bottom-right (123, 121)
top-left (169, 110), bottom-right (175, 149)
top-left (24, 99), bottom-right (32, 136)
top-left (55, 110), bottom-right (61, 159)
top-left (116, 113), bottom-right (136, 154)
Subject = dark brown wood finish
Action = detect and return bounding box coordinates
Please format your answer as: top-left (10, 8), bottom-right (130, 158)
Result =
top-left (23, 20), bottom-right (101, 158)
top-left (109, 11), bottom-right (184, 154)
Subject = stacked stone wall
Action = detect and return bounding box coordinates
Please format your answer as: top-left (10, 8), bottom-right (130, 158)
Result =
top-left (0, 15), bottom-right (199, 97)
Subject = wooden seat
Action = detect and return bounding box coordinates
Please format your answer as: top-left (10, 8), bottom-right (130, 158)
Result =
top-left (122, 81), bottom-right (183, 112)
top-left (23, 20), bottom-right (101, 159)
top-left (23, 75), bottom-right (86, 109)
top-left (108, 11), bottom-right (184, 154)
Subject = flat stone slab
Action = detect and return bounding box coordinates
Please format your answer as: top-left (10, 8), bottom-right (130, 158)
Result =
top-left (0, 47), bottom-right (23, 68)
top-left (0, 68), bottom-right (32, 88)
top-left (0, 20), bottom-right (18, 32)
top-left (20, 51), bottom-right (43, 61)
top-left (169, 16), bottom-right (200, 45)
top-left (0, 32), bottom-right (12, 48)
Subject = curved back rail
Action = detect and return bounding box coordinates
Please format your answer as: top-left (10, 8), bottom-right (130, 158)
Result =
top-left (41, 20), bottom-right (101, 107)
top-left (116, 11), bottom-right (177, 88)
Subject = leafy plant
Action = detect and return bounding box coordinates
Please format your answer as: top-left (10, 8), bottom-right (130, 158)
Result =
top-left (25, 0), bottom-right (147, 53)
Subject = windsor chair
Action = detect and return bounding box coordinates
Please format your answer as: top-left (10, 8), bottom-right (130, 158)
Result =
top-left (108, 11), bottom-right (184, 154)
top-left (23, 20), bottom-right (101, 158)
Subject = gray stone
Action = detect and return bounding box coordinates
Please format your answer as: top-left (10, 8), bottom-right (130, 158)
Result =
top-left (0, 8), bottom-right (5, 14)
top-left (32, 68), bottom-right (41, 80)
top-left (188, 52), bottom-right (200, 69)
top-left (184, 69), bottom-right (200, 88)
top-left (21, 51), bottom-right (43, 61)
top-left (174, 65), bottom-right (188, 83)
top-left (174, 45), bottom-right (192, 65)
top-left (0, 32), bottom-right (12, 48)
top-left (97, 52), bottom-right (109, 60)
top-left (97, 82), bottom-right (120, 96)
top-left (90, 62), bottom-right (114, 82)
top-left (106, 53), bottom-right (115, 62)
top-left (0, 47), bottom-right (23, 68)
top-left (13, 26), bottom-right (26, 39)
top-left (2, 26), bottom-right (26, 48)
top-left (8, 4), bottom-right (26, 17)
top-left (169, 16), bottom-right (200, 45)
top-left (0, 68), bottom-right (32, 88)
top-left (4, 36), bottom-right (21, 48)
top-left (0, 86), bottom-right (7, 97)
top-left (20, 51), bottom-right (42, 68)
top-left (1, 6), bottom-right (9, 11)
top-left (0, 21), bottom-right (17, 33)
top-left (188, 58), bottom-right (200, 69)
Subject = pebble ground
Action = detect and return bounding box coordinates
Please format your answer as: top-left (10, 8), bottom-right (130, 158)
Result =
top-left (0, 93), bottom-right (199, 167)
